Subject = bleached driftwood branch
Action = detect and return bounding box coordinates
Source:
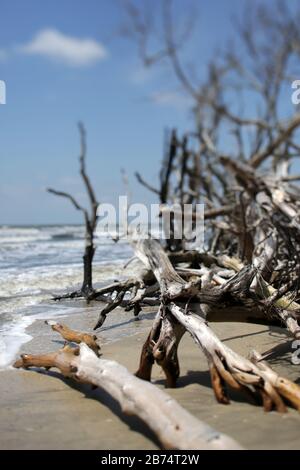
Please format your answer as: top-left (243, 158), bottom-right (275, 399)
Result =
top-left (14, 340), bottom-right (241, 450)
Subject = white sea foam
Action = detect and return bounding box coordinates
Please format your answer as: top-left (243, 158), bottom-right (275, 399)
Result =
top-left (0, 315), bottom-right (34, 369)
top-left (0, 304), bottom-right (92, 369)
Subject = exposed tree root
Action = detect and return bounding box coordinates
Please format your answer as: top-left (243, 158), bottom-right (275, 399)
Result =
top-left (170, 303), bottom-right (300, 412)
top-left (135, 306), bottom-right (186, 387)
top-left (132, 237), bottom-right (300, 412)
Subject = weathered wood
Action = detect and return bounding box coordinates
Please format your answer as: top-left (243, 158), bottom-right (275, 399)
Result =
top-left (45, 321), bottom-right (100, 355)
top-left (133, 237), bottom-right (300, 411)
top-left (93, 268), bottom-right (156, 330)
top-left (132, 238), bottom-right (201, 300)
top-left (135, 306), bottom-right (186, 387)
top-left (134, 238), bottom-right (276, 326)
top-left (14, 343), bottom-right (242, 450)
top-left (250, 350), bottom-right (300, 411)
top-left (169, 303), bottom-right (300, 412)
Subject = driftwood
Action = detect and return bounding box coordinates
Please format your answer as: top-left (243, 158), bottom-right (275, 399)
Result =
top-left (45, 320), bottom-right (101, 356)
top-left (91, 138), bottom-right (300, 337)
top-left (136, 306), bottom-right (186, 387)
top-left (170, 304), bottom-right (300, 412)
top-left (130, 237), bottom-right (300, 412)
top-left (14, 323), bottom-right (242, 450)
top-left (89, 228), bottom-right (300, 413)
top-left (36, 2), bottom-right (300, 432)
top-left (92, 266), bottom-right (157, 329)
top-left (88, 168), bottom-right (300, 409)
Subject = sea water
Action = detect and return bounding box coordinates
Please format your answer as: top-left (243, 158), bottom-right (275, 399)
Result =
top-left (0, 225), bottom-right (134, 368)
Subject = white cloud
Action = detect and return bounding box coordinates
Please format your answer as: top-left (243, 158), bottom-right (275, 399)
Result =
top-left (150, 91), bottom-right (191, 109)
top-left (19, 29), bottom-right (108, 67)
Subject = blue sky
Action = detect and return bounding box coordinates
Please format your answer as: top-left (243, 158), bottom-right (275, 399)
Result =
top-left (0, 0), bottom-right (297, 224)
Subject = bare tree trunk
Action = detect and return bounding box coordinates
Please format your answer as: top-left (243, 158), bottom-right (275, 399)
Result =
top-left (48, 123), bottom-right (99, 301)
top-left (82, 236), bottom-right (95, 295)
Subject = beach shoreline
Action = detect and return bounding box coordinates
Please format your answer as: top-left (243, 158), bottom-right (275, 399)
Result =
top-left (1, 307), bottom-right (300, 450)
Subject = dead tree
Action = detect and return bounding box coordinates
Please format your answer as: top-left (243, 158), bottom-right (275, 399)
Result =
top-left (90, 232), bottom-right (300, 412)
top-left (47, 123), bottom-right (99, 299)
top-left (12, 4), bottom-right (300, 449)
top-left (136, 129), bottom-right (205, 252)
top-left (122, 1), bottom-right (300, 259)
top-left (32, 1), bottom-right (300, 414)
top-left (87, 1), bottom-right (300, 413)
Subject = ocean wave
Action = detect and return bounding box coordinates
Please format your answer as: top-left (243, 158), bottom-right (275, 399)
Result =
top-left (51, 232), bottom-right (77, 240)
top-left (0, 225), bottom-right (133, 271)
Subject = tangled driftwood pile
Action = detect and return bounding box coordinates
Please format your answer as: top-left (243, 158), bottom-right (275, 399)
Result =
top-left (15, 126), bottom-right (300, 449)
top-left (86, 126), bottom-right (300, 415)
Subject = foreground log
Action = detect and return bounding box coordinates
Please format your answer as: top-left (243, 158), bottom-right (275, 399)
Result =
top-left (14, 342), bottom-right (242, 450)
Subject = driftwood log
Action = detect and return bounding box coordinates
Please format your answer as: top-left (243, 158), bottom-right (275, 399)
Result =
top-left (14, 323), bottom-right (242, 450)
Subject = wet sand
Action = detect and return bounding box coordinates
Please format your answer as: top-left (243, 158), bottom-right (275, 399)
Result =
top-left (0, 309), bottom-right (300, 450)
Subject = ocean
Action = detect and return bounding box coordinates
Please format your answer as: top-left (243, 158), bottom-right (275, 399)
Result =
top-left (0, 225), bottom-right (135, 369)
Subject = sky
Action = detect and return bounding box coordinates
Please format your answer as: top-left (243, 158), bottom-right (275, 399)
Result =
top-left (0, 0), bottom-right (298, 224)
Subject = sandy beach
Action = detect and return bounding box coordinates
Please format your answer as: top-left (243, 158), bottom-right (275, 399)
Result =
top-left (0, 306), bottom-right (300, 450)
top-left (2, 0), bottom-right (300, 454)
